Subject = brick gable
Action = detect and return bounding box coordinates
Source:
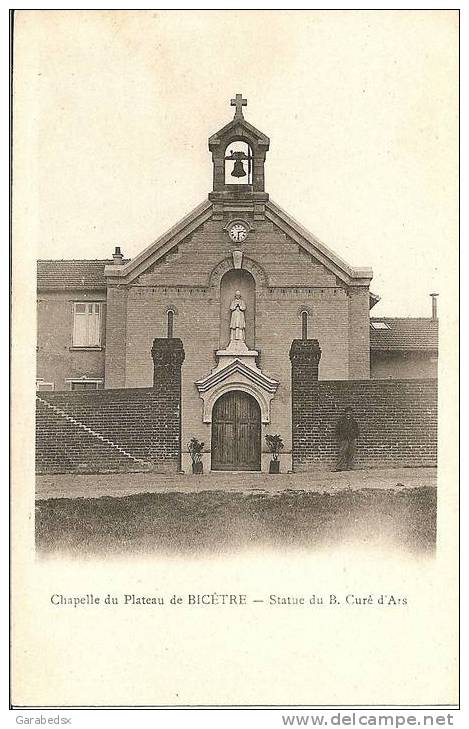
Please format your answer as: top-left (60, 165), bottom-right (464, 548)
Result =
top-left (133, 216), bottom-right (341, 289)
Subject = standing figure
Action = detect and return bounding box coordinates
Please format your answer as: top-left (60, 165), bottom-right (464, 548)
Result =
top-left (229, 290), bottom-right (246, 342)
top-left (334, 406), bottom-right (359, 471)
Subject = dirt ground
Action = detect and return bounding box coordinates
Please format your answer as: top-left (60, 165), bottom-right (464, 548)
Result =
top-left (35, 467), bottom-right (437, 557)
top-left (36, 466), bottom-right (437, 500)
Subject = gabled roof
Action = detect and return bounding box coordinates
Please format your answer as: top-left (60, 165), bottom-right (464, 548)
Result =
top-left (195, 358), bottom-right (279, 394)
top-left (208, 117), bottom-right (269, 148)
top-left (104, 199), bottom-right (213, 284)
top-left (37, 259), bottom-right (117, 290)
top-left (104, 198), bottom-right (373, 287)
top-left (266, 199), bottom-right (373, 285)
top-left (370, 318), bottom-right (438, 352)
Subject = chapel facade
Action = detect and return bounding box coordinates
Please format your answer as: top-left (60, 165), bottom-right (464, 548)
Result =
top-left (36, 96), bottom-right (438, 473)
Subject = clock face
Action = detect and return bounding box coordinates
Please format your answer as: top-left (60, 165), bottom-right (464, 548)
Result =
top-left (228, 223), bottom-right (248, 242)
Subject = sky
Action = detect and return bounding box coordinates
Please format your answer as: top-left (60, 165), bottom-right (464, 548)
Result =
top-left (14, 10), bottom-right (458, 316)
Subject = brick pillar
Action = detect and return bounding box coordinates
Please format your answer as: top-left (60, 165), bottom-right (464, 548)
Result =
top-left (104, 286), bottom-right (128, 388)
top-left (289, 339), bottom-right (322, 472)
top-left (151, 338), bottom-right (185, 471)
top-left (348, 287), bottom-right (370, 379)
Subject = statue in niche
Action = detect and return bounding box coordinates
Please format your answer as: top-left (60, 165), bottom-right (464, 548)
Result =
top-left (229, 290), bottom-right (246, 342)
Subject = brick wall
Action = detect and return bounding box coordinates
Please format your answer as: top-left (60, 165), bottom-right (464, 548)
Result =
top-left (291, 351), bottom-right (437, 471)
top-left (36, 339), bottom-right (184, 474)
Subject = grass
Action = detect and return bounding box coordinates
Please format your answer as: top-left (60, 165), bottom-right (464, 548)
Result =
top-left (35, 486), bottom-right (437, 557)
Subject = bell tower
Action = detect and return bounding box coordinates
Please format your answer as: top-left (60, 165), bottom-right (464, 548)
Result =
top-left (208, 94), bottom-right (270, 220)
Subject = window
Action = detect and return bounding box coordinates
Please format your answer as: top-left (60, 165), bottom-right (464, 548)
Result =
top-left (73, 302), bottom-right (102, 347)
top-left (67, 378), bottom-right (103, 391)
top-left (301, 311), bottom-right (308, 340)
top-left (167, 310), bottom-right (174, 338)
top-left (370, 321), bottom-right (391, 330)
top-left (36, 379), bottom-right (54, 392)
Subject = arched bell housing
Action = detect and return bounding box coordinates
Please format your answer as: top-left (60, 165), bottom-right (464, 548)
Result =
top-left (208, 97), bottom-right (270, 199)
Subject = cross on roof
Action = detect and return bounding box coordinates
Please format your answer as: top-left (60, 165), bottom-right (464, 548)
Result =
top-left (230, 93), bottom-right (247, 119)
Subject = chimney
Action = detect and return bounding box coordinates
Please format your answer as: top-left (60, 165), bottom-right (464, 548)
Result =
top-left (112, 246), bottom-right (124, 265)
top-left (430, 293), bottom-right (438, 320)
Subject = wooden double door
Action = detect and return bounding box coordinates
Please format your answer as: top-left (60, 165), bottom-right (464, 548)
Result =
top-left (211, 391), bottom-right (261, 471)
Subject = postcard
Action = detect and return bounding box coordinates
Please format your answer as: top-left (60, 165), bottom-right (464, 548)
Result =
top-left (11, 9), bottom-right (459, 709)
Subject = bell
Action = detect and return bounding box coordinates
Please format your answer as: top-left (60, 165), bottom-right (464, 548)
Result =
top-left (231, 158), bottom-right (246, 178)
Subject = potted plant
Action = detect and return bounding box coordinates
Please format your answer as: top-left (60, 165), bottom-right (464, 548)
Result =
top-left (188, 437), bottom-right (204, 474)
top-left (265, 434), bottom-right (284, 474)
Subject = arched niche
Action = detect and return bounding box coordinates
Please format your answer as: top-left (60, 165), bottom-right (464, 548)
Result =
top-left (208, 255), bottom-right (268, 290)
top-left (219, 268), bottom-right (255, 350)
